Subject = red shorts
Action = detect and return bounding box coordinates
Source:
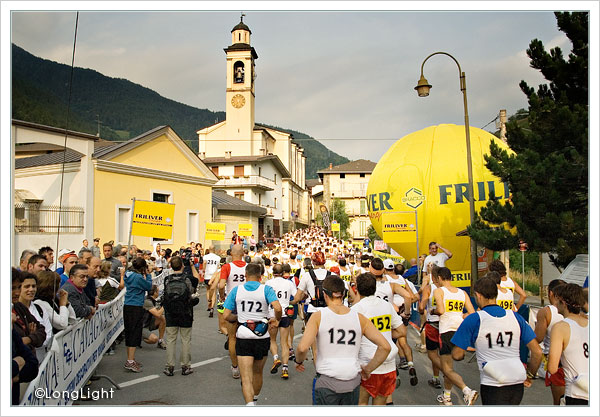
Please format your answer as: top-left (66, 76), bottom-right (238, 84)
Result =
top-left (360, 370), bottom-right (396, 398)
top-left (424, 322), bottom-right (440, 342)
top-left (545, 367), bottom-right (565, 387)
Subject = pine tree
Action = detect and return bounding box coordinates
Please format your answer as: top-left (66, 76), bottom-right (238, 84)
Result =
top-left (468, 12), bottom-right (588, 269)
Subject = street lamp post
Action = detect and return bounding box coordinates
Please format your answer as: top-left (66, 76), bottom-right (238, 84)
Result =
top-left (415, 51), bottom-right (478, 289)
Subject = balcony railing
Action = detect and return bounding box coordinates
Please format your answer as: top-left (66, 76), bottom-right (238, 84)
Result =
top-left (333, 189), bottom-right (367, 198)
top-left (215, 175), bottom-right (275, 191)
top-left (14, 204), bottom-right (84, 233)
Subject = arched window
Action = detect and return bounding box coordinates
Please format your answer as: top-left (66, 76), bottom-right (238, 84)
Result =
top-left (234, 61), bottom-right (244, 83)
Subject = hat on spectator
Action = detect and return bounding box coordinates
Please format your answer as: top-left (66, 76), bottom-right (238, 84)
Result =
top-left (58, 249), bottom-right (77, 262)
top-left (383, 259), bottom-right (395, 270)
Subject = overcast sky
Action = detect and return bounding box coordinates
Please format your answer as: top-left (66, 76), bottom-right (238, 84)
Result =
top-left (8, 6), bottom-right (574, 162)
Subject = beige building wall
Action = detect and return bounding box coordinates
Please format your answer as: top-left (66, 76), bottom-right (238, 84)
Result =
top-left (322, 172), bottom-right (370, 239)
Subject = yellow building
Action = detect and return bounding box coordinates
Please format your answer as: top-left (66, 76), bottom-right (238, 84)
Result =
top-left (13, 120), bottom-right (217, 262)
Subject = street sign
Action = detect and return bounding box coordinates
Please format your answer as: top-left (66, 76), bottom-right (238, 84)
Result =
top-left (519, 240), bottom-right (528, 252)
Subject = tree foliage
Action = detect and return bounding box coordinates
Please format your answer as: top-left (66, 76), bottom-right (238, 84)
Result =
top-left (468, 12), bottom-right (588, 269)
top-left (316, 198), bottom-right (351, 239)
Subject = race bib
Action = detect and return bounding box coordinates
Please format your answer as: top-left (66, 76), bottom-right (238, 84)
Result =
top-left (445, 299), bottom-right (464, 312)
top-left (497, 299), bottom-right (513, 310)
top-left (370, 314), bottom-right (392, 332)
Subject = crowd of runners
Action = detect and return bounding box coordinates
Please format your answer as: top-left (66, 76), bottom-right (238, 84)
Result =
top-left (12, 227), bottom-right (589, 406)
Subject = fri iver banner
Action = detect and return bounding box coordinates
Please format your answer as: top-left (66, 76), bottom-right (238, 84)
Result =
top-left (131, 200), bottom-right (175, 239)
top-left (382, 211), bottom-right (417, 243)
top-left (205, 222), bottom-right (226, 241)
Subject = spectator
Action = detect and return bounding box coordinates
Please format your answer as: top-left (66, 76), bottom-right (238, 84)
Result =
top-left (142, 285), bottom-right (166, 349)
top-left (38, 246), bottom-right (55, 271)
top-left (123, 257), bottom-right (152, 373)
top-left (61, 264), bottom-right (96, 319)
top-left (103, 242), bottom-right (123, 281)
top-left (78, 248), bottom-right (92, 265)
top-left (79, 239), bottom-right (90, 258)
top-left (18, 249), bottom-right (36, 272)
top-left (403, 258), bottom-right (419, 284)
top-left (162, 256), bottom-right (199, 376)
top-left (18, 272), bottom-right (53, 362)
top-left (57, 250), bottom-right (78, 286)
top-left (26, 254), bottom-right (48, 276)
top-left (33, 270), bottom-right (77, 333)
top-left (98, 259), bottom-right (124, 303)
top-left (90, 238), bottom-right (101, 258)
top-left (11, 268), bottom-right (47, 352)
top-left (12, 312), bottom-right (39, 405)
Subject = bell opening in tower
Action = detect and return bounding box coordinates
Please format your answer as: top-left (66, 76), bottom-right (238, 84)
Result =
top-left (234, 61), bottom-right (245, 83)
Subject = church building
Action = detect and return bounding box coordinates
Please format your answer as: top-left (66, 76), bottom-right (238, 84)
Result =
top-left (197, 17), bottom-right (309, 237)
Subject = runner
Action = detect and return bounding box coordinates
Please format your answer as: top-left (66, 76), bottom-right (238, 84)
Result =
top-left (222, 263), bottom-right (282, 405)
top-left (534, 279), bottom-right (566, 404)
top-left (218, 244), bottom-right (247, 379)
top-left (352, 272), bottom-right (403, 405)
top-left (547, 283), bottom-right (589, 405)
top-left (294, 275), bottom-right (391, 405)
top-left (265, 264), bottom-right (297, 379)
top-left (433, 267), bottom-right (478, 405)
top-left (418, 264), bottom-right (443, 390)
top-left (451, 276), bottom-right (542, 405)
top-left (489, 260), bottom-right (528, 311)
top-left (203, 247), bottom-right (221, 318)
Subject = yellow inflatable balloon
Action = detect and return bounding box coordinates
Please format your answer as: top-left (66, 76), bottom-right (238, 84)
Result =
top-left (367, 124), bottom-right (512, 286)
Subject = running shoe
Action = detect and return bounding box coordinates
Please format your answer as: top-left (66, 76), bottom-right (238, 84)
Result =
top-left (271, 359), bottom-right (282, 374)
top-left (428, 378), bottom-right (442, 389)
top-left (436, 394), bottom-right (452, 406)
top-left (163, 365), bottom-right (174, 376)
top-left (124, 360), bottom-right (142, 373)
top-left (157, 340), bottom-right (167, 350)
top-left (289, 348), bottom-right (296, 362)
top-left (209, 309), bottom-right (214, 318)
top-left (181, 365), bottom-right (194, 376)
top-left (409, 366), bottom-right (418, 386)
top-left (231, 365), bottom-right (240, 379)
top-left (398, 357), bottom-right (408, 370)
top-left (281, 368), bottom-right (289, 379)
top-left (463, 389), bottom-right (478, 406)
top-left (416, 344), bottom-right (427, 353)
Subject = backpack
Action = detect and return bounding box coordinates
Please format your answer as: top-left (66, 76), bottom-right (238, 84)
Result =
top-left (309, 269), bottom-right (332, 308)
top-left (163, 274), bottom-right (191, 319)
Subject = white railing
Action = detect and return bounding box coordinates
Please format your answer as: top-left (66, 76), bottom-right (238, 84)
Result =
top-left (215, 175), bottom-right (275, 190)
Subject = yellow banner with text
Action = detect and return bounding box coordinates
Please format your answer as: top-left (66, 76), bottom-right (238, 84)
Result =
top-left (131, 200), bottom-right (175, 239)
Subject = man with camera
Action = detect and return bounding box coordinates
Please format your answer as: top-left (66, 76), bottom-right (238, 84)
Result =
top-left (162, 256), bottom-right (199, 376)
top-left (223, 263), bottom-right (282, 405)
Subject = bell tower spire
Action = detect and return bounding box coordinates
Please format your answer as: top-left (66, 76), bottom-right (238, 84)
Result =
top-left (224, 14), bottom-right (258, 154)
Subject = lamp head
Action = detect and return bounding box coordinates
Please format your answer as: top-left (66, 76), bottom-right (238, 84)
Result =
top-left (415, 75), bottom-right (432, 97)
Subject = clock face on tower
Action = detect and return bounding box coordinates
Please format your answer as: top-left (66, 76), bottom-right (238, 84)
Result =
top-left (231, 94), bottom-right (246, 109)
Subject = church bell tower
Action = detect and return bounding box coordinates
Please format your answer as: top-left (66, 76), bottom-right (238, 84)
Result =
top-left (224, 14), bottom-right (258, 154)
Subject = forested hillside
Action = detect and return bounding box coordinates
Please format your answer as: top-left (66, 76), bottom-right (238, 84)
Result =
top-left (12, 44), bottom-right (348, 178)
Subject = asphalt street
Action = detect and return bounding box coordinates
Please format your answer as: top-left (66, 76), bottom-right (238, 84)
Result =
top-left (82, 287), bottom-right (554, 407)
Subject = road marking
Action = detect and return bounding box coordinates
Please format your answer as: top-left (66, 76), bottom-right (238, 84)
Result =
top-left (191, 356), bottom-right (227, 368)
top-left (119, 374), bottom-right (160, 388)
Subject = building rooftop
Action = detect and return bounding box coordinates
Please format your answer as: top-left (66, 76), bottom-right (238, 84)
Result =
top-left (212, 190), bottom-right (266, 215)
top-left (15, 149), bottom-right (84, 169)
top-left (317, 159), bottom-right (377, 175)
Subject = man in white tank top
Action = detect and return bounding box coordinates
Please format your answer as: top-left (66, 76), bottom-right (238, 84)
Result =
top-left (223, 263), bottom-right (282, 406)
top-left (265, 264), bottom-right (297, 379)
top-left (294, 275), bottom-right (391, 405)
top-left (352, 272), bottom-right (404, 405)
top-left (203, 247), bottom-right (221, 318)
top-left (418, 265), bottom-right (443, 389)
top-left (451, 276), bottom-right (542, 405)
top-left (548, 283), bottom-right (589, 405)
top-left (218, 244), bottom-right (247, 379)
top-left (533, 278), bottom-right (566, 404)
top-left (433, 267), bottom-right (477, 405)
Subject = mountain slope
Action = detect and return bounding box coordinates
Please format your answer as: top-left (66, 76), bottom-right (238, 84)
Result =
top-left (11, 44), bottom-right (348, 178)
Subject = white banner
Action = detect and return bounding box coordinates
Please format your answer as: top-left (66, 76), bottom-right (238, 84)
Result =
top-left (20, 291), bottom-right (125, 406)
top-left (152, 268), bottom-right (172, 295)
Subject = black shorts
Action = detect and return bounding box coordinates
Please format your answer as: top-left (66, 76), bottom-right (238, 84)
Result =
top-left (236, 337), bottom-right (270, 360)
top-left (565, 396), bottom-right (588, 405)
top-left (278, 317), bottom-right (291, 328)
top-left (439, 331), bottom-right (456, 356)
top-left (480, 383), bottom-right (524, 405)
top-left (124, 305), bottom-right (146, 348)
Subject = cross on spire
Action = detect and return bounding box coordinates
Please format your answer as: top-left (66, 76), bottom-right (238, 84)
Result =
top-left (240, 12), bottom-right (245, 22)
